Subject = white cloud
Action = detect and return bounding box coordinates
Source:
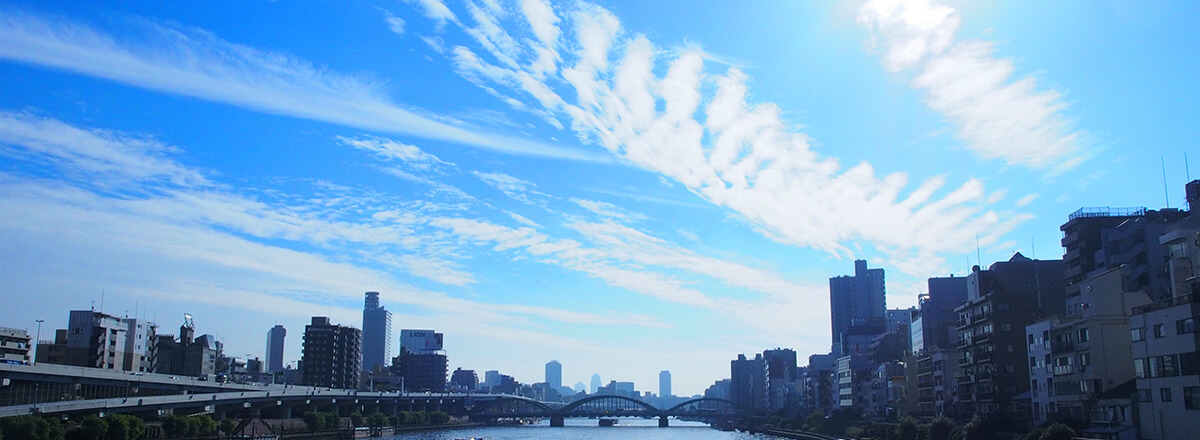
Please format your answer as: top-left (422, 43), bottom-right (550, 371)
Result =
top-left (1015, 193), bottom-right (1038, 207)
top-left (380, 8), bottom-right (406, 35)
top-left (570, 198), bottom-right (645, 222)
top-left (338, 136), bottom-right (447, 169)
top-left (0, 9), bottom-right (609, 163)
top-left (858, 0), bottom-right (1086, 171)
top-left (0, 114), bottom-right (670, 337)
top-left (410, 0), bottom-right (461, 29)
top-left (0, 111), bottom-right (209, 188)
top-left (415, 2), bottom-right (1021, 275)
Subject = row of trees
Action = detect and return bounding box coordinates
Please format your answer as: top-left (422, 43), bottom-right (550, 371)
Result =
top-left (301, 410), bottom-right (452, 432)
top-left (766, 412), bottom-right (1079, 440)
top-left (0, 414), bottom-right (143, 440)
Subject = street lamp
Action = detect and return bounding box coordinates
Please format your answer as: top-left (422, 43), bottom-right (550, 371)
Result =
top-left (32, 319), bottom-right (44, 366)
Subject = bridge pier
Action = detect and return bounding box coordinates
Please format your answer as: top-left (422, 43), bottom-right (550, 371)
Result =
top-left (549, 416), bottom-right (565, 427)
top-left (659, 416), bottom-right (668, 427)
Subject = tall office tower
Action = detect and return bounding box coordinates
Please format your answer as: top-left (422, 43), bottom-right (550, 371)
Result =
top-left (545, 360), bottom-right (562, 389)
top-left (301, 316), bottom-right (362, 389)
top-left (361, 291), bottom-right (392, 372)
top-left (731, 353), bottom-right (766, 414)
top-left (829, 260), bottom-right (886, 357)
top-left (659, 370), bottom-right (672, 398)
top-left (590, 373), bottom-right (601, 394)
top-left (265, 324), bottom-right (286, 373)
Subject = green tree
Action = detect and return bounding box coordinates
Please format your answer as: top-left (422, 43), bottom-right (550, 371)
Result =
top-left (804, 412), bottom-right (824, 431)
top-left (349, 412), bottom-right (364, 427)
top-left (67, 416), bottom-right (107, 440)
top-left (302, 412), bottom-right (325, 432)
top-left (105, 414), bottom-right (144, 440)
top-left (430, 411), bottom-right (450, 424)
top-left (387, 415), bottom-right (399, 427)
top-left (322, 412), bottom-right (341, 430)
top-left (1038, 423), bottom-right (1075, 440)
top-left (927, 416), bottom-right (956, 440)
top-left (192, 415), bottom-right (216, 437)
top-left (219, 418), bottom-right (237, 435)
top-left (963, 416), bottom-right (995, 440)
top-left (367, 413), bottom-right (387, 428)
top-left (0, 415), bottom-right (66, 440)
top-left (894, 416), bottom-right (919, 440)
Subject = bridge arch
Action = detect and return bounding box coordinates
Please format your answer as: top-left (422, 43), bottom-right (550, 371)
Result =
top-left (559, 395), bottom-right (659, 413)
top-left (665, 397), bottom-right (736, 413)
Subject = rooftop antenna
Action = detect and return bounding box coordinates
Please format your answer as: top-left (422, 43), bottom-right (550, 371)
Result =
top-left (1186, 153), bottom-right (1191, 182)
top-left (1031, 236), bottom-right (1036, 260)
top-left (975, 234), bottom-right (982, 268)
top-left (100, 290), bottom-right (105, 314)
top-left (1162, 156), bottom-right (1171, 209)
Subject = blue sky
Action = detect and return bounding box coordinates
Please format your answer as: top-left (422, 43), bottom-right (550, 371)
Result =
top-left (0, 0), bottom-right (1196, 395)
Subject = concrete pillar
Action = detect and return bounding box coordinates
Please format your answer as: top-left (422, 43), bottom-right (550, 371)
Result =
top-left (658, 416), bottom-right (668, 427)
top-left (550, 416), bottom-right (565, 427)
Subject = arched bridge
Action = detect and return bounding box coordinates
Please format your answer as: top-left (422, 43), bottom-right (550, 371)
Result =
top-left (468, 395), bottom-right (738, 427)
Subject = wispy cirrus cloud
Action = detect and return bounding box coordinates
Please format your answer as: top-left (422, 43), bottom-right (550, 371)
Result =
top-left (0, 112), bottom-right (668, 333)
top-left (0, 9), bottom-right (609, 163)
top-left (412, 0), bottom-right (1023, 275)
top-left (858, 0), bottom-right (1088, 172)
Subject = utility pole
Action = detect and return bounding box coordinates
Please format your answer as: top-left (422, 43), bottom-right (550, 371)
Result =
top-left (33, 319), bottom-right (44, 366)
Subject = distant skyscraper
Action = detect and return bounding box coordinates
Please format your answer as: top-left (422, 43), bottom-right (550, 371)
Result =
top-left (265, 324), bottom-right (286, 373)
top-left (301, 316), bottom-right (361, 389)
top-left (545, 360), bottom-right (562, 389)
top-left (484, 370), bottom-right (501, 388)
top-left (659, 370), bottom-right (672, 398)
top-left (829, 259), bottom-right (886, 356)
top-left (590, 373), bottom-right (601, 394)
top-left (361, 291), bottom-right (392, 372)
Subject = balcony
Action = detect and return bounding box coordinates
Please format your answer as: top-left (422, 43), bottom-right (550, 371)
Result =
top-left (958, 356), bottom-right (972, 366)
top-left (974, 333), bottom-right (992, 344)
top-left (1053, 365), bottom-right (1075, 376)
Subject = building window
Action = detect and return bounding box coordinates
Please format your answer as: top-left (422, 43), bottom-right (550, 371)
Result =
top-left (1154, 324), bottom-right (1165, 338)
top-left (1078, 328), bottom-right (1089, 343)
top-left (1079, 353), bottom-right (1091, 366)
top-left (1181, 352), bottom-right (1200, 375)
top-left (1162, 387), bottom-right (1173, 403)
top-left (1028, 334), bottom-right (1035, 345)
top-left (1179, 318), bottom-right (1197, 335)
top-left (1132, 327), bottom-right (1145, 341)
top-left (1185, 387), bottom-right (1200, 410)
top-left (1032, 380), bottom-right (1039, 398)
top-left (1134, 358), bottom-right (1148, 379)
top-left (1030, 357), bottom-right (1037, 368)
top-left (1136, 389), bottom-right (1151, 402)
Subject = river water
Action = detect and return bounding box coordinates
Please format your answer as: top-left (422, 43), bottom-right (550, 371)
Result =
top-left (383, 419), bottom-right (783, 439)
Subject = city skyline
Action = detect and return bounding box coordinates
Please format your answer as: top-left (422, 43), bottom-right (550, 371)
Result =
top-left (1, 0), bottom-right (1198, 395)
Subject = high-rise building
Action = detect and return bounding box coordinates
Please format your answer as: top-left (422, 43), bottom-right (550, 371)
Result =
top-left (830, 260), bottom-right (886, 357)
top-left (0, 327), bottom-right (31, 365)
top-left (590, 373), bottom-right (601, 394)
top-left (64, 310), bottom-right (128, 370)
top-left (361, 291), bottom-right (392, 372)
top-left (1129, 189), bottom-right (1200, 440)
top-left (393, 328), bottom-right (447, 392)
top-left (301, 316), bottom-right (362, 389)
top-left (545, 360), bottom-right (562, 389)
top-left (660, 370), bottom-right (672, 398)
top-left (485, 370), bottom-right (501, 389)
top-left (120, 318), bottom-right (156, 373)
top-left (731, 353), bottom-right (766, 414)
top-left (399, 329), bottom-right (443, 354)
top-left (154, 315), bottom-right (221, 377)
top-left (265, 324), bottom-right (286, 373)
top-left (450, 367), bottom-right (478, 391)
top-left (1060, 207), bottom-right (1187, 300)
top-left (954, 253), bottom-right (1065, 421)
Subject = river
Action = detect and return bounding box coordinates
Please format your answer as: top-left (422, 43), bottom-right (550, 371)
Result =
top-left (382, 419), bottom-right (784, 439)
